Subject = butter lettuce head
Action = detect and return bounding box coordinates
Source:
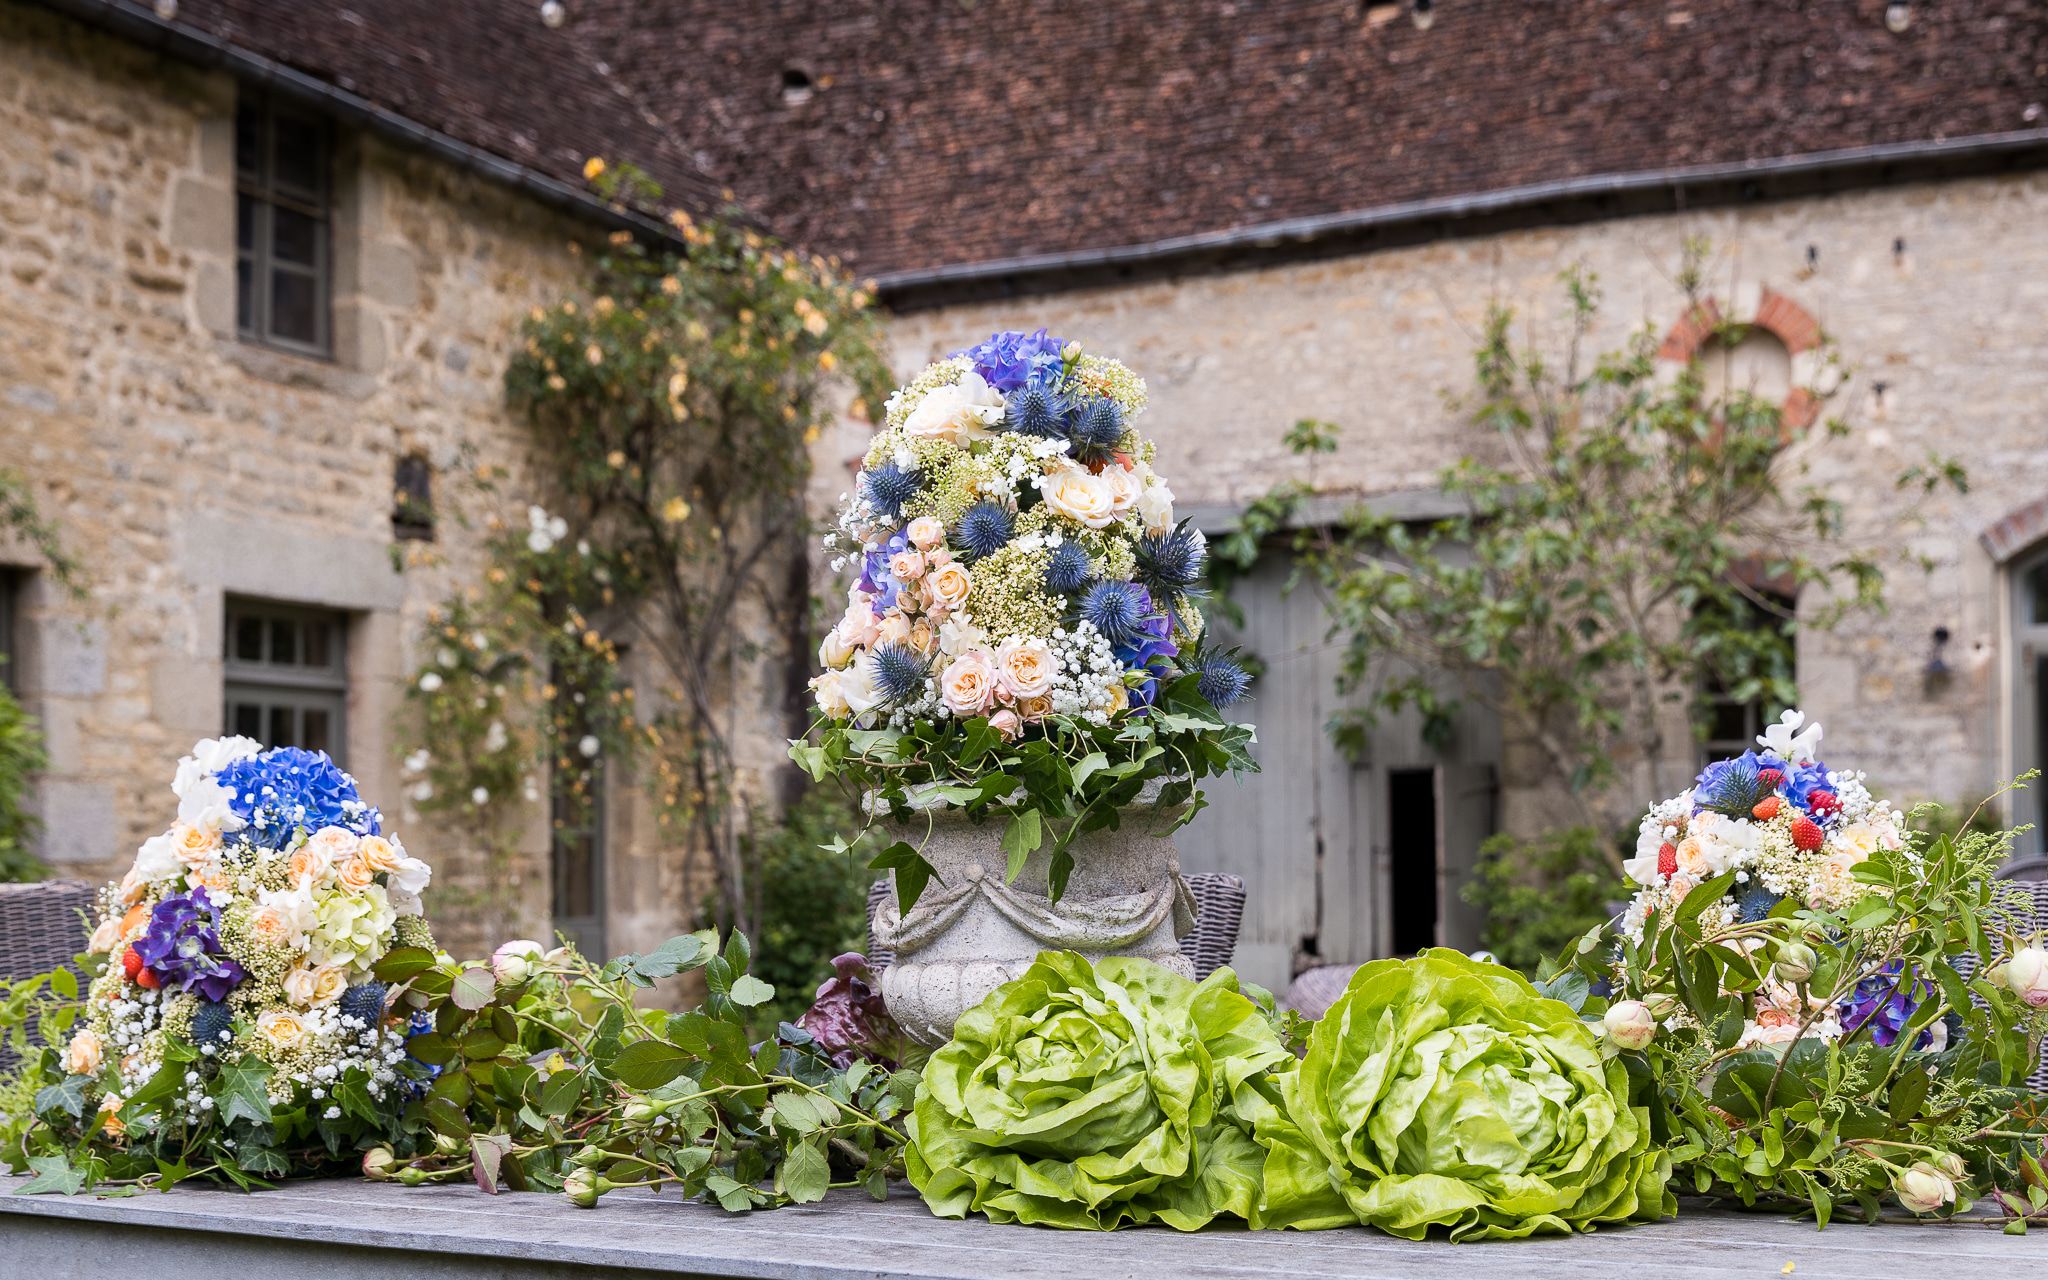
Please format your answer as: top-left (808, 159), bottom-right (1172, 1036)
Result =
top-left (1253, 950), bottom-right (1673, 1240)
top-left (905, 951), bottom-right (1291, 1231)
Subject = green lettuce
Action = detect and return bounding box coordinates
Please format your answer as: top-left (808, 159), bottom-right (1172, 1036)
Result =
top-left (904, 951), bottom-right (1291, 1230)
top-left (1252, 950), bottom-right (1673, 1240)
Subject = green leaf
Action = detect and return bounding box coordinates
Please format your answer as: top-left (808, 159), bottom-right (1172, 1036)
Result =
top-left (470, 1132), bottom-right (511, 1195)
top-left (772, 1090), bottom-right (822, 1133)
top-left (704, 1172), bottom-right (757, 1212)
top-left (214, 1057), bottom-right (273, 1127)
top-left (780, 1137), bottom-right (830, 1205)
top-left (450, 965), bottom-right (497, 1011)
top-left (372, 946), bottom-right (437, 984)
top-left (538, 1066), bottom-right (584, 1117)
top-left (1070, 752), bottom-right (1109, 790)
top-left (33, 1074), bottom-right (87, 1121)
top-left (47, 967), bottom-right (77, 1000)
top-left (608, 1040), bottom-right (693, 1091)
top-left (1000, 808), bottom-right (1044, 883)
top-left (15, 1154), bottom-right (86, 1196)
top-left (728, 975), bottom-right (775, 1008)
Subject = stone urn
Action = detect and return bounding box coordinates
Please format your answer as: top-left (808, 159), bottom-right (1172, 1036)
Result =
top-left (872, 787), bottom-right (1196, 1046)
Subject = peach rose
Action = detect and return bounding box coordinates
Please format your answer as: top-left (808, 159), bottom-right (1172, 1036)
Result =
top-left (909, 621), bottom-right (936, 654)
top-left (119, 901), bottom-right (151, 938)
top-left (889, 549), bottom-right (927, 581)
top-left (88, 916), bottom-right (123, 954)
top-left (1017, 693), bottom-right (1054, 722)
top-left (995, 637), bottom-right (1057, 701)
top-left (906, 516), bottom-right (945, 549)
top-left (64, 1029), bottom-right (103, 1077)
top-left (170, 821), bottom-right (222, 868)
top-left (940, 649), bottom-right (997, 718)
top-left (188, 863), bottom-right (234, 898)
top-left (1042, 466), bottom-right (1115, 529)
top-left (290, 843), bottom-right (335, 885)
top-left (926, 560), bottom-right (973, 612)
top-left (838, 600), bottom-right (881, 649)
top-left (98, 1094), bottom-right (126, 1140)
top-left (356, 835), bottom-right (403, 875)
top-left (119, 867), bottom-right (150, 905)
top-left (877, 614), bottom-right (912, 646)
top-left (256, 1009), bottom-right (309, 1052)
top-left (336, 857), bottom-right (378, 892)
top-left (283, 962), bottom-right (348, 1008)
top-left (307, 825), bottom-right (362, 864)
top-left (251, 905), bottom-right (297, 948)
top-left (989, 709), bottom-right (1022, 741)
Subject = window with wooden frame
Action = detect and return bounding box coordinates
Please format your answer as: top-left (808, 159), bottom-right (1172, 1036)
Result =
top-left (223, 599), bottom-right (348, 763)
top-left (235, 94), bottom-right (333, 355)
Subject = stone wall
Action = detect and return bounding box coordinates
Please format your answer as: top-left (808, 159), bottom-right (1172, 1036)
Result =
top-left (874, 168), bottom-right (2048, 839)
top-left (0, 4), bottom-right (737, 959)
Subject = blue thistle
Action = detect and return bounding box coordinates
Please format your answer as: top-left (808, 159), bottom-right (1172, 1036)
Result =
top-left (338, 981), bottom-right (389, 1027)
top-left (1004, 384), bottom-right (1068, 439)
top-left (1079, 581), bottom-right (1148, 647)
top-left (1044, 541), bottom-right (1094, 594)
top-left (1693, 755), bottom-right (1768, 819)
top-left (1734, 884), bottom-right (1783, 924)
top-left (191, 999), bottom-right (234, 1047)
top-left (871, 643), bottom-right (930, 703)
top-left (1193, 655), bottom-right (1252, 708)
top-left (1133, 521), bottom-right (1206, 595)
top-left (863, 461), bottom-right (920, 517)
top-left (954, 501), bottom-right (1014, 561)
top-left (1067, 397), bottom-right (1125, 463)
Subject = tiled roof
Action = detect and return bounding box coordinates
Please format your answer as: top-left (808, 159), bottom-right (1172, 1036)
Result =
top-left (569, 0), bottom-right (2048, 277)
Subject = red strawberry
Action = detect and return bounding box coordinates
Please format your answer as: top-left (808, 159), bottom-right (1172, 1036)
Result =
top-left (1657, 841), bottom-right (1678, 878)
top-left (1807, 789), bottom-right (1839, 815)
top-left (135, 966), bottom-right (161, 990)
top-left (1789, 815), bottom-right (1825, 851)
top-left (121, 944), bottom-right (145, 983)
top-left (1751, 795), bottom-right (1782, 821)
top-left (1756, 767), bottom-right (1784, 788)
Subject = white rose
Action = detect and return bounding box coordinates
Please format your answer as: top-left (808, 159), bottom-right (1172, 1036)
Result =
top-left (838, 654), bottom-right (888, 725)
top-left (812, 670), bottom-right (852, 719)
top-left (388, 855), bottom-right (433, 896)
top-left (900, 372), bottom-right (1004, 444)
top-left (1041, 466), bottom-right (1116, 529)
top-left (1601, 1000), bottom-right (1657, 1050)
top-left (819, 626), bottom-right (857, 669)
top-left (938, 618), bottom-right (988, 657)
top-left (1102, 464), bottom-right (1142, 514)
top-left (1135, 477), bottom-right (1176, 532)
top-left (130, 831), bottom-right (184, 883)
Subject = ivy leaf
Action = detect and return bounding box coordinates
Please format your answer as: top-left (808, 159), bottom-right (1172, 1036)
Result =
top-left (1070, 752), bottom-right (1109, 790)
top-left (15, 1154), bottom-right (86, 1196)
top-left (868, 840), bottom-right (934, 915)
top-left (214, 1057), bottom-right (273, 1127)
top-left (33, 1074), bottom-right (87, 1122)
top-left (1000, 809), bottom-right (1044, 883)
top-left (779, 1137), bottom-right (830, 1205)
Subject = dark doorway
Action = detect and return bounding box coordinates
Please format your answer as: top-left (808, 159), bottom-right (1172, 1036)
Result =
top-left (1387, 768), bottom-right (1439, 955)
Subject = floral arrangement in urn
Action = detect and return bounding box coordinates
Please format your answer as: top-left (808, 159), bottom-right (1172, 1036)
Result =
top-left (794, 330), bottom-right (1256, 909)
top-left (26, 738), bottom-right (438, 1188)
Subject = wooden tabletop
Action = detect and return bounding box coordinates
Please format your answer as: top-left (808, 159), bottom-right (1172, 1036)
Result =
top-left (4, 1174), bottom-right (2046, 1280)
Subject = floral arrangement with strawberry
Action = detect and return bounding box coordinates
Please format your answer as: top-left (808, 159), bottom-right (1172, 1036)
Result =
top-left (17, 738), bottom-right (440, 1188)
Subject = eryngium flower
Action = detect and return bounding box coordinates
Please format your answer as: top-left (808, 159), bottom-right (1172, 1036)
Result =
top-left (954, 500), bottom-right (1014, 561)
top-left (1251, 950), bottom-right (1673, 1240)
top-left (871, 642), bottom-right (931, 702)
top-left (191, 999), bottom-right (234, 1047)
top-left (1193, 655), bottom-right (1251, 708)
top-left (338, 980), bottom-right (389, 1027)
top-left (1133, 522), bottom-right (1206, 594)
top-left (1078, 580), bottom-right (1149, 648)
top-left (1044, 540), bottom-right (1093, 594)
top-left (906, 952), bottom-right (1292, 1230)
top-left (134, 888), bottom-right (247, 1003)
top-left (863, 461), bottom-right (921, 517)
top-left (1003, 384), bottom-right (1068, 438)
top-left (1066, 397), bottom-right (1125, 463)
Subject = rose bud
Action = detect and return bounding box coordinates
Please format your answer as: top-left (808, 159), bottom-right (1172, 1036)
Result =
top-left (1893, 1161), bottom-right (1956, 1214)
top-left (1772, 940), bottom-right (1818, 985)
top-left (491, 939), bottom-right (547, 987)
top-left (361, 1147), bottom-right (397, 1180)
top-left (2005, 947), bottom-right (2048, 1009)
top-left (1601, 1000), bottom-right (1657, 1050)
top-left (563, 1166), bottom-right (604, 1208)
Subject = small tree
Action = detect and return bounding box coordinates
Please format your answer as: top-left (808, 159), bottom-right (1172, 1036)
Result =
top-left (404, 164), bottom-right (892, 939)
top-left (1222, 249), bottom-right (1961, 868)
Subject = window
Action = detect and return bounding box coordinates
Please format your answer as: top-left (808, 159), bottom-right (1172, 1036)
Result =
top-left (223, 600), bottom-right (347, 762)
top-left (0, 569), bottom-right (20, 694)
top-left (550, 665), bottom-right (608, 959)
top-left (236, 94), bottom-right (332, 355)
top-left (2012, 548), bottom-right (2048, 859)
top-left (1698, 578), bottom-right (1798, 768)
top-left (392, 454), bottom-right (435, 542)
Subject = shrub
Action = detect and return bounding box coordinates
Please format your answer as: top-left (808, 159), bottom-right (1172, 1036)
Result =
top-left (1463, 826), bottom-right (1616, 977)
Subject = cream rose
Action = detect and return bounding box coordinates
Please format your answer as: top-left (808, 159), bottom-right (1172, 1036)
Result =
top-left (1042, 466), bottom-right (1116, 529)
top-left (336, 856), bottom-right (378, 892)
top-left (307, 825), bottom-right (362, 864)
top-left (906, 516), bottom-right (945, 549)
top-left (356, 835), bottom-right (403, 875)
top-left (889, 549), bottom-right (927, 581)
top-left (941, 649), bottom-right (998, 717)
top-left (926, 561), bottom-right (973, 612)
top-left (1017, 693), bottom-right (1054, 722)
top-left (819, 626), bottom-right (857, 670)
top-left (170, 821), bottom-right (222, 868)
top-left (283, 962), bottom-right (348, 1008)
top-left (289, 842), bottom-right (334, 885)
top-left (253, 884), bottom-right (315, 950)
top-left (838, 600), bottom-right (881, 649)
top-left (877, 614), bottom-right (912, 646)
top-left (900, 371), bottom-right (1003, 444)
top-left (88, 916), bottom-right (123, 954)
top-left (256, 1009), bottom-right (310, 1052)
top-left (1102, 463), bottom-right (1142, 514)
top-left (838, 653), bottom-right (888, 724)
top-left (995, 637), bottom-right (1057, 701)
top-left (812, 670), bottom-right (852, 719)
top-left (63, 1029), bottom-right (103, 1077)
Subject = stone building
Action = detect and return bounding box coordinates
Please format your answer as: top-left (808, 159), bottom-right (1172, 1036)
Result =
top-left (4, 0), bottom-right (2048, 989)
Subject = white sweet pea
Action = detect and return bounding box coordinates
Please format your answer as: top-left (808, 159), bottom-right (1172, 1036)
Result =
top-left (900, 372), bottom-right (1004, 444)
top-left (1758, 708), bottom-right (1822, 765)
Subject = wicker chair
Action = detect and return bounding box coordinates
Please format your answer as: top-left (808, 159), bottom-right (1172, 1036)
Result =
top-left (1992, 857), bottom-right (2048, 1092)
top-left (0, 879), bottom-right (94, 1072)
top-left (864, 871), bottom-right (1247, 981)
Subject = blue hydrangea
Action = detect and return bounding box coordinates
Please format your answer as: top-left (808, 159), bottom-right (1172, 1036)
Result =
top-left (1839, 961), bottom-right (1942, 1050)
top-left (956, 329), bottom-right (1067, 393)
top-left (1783, 760), bottom-right (1836, 817)
top-left (856, 528), bottom-right (913, 615)
top-left (213, 747), bottom-right (380, 849)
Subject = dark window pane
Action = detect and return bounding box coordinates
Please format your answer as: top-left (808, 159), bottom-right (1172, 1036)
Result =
top-left (271, 205), bottom-right (319, 266)
top-left (271, 117), bottom-right (326, 196)
top-left (302, 622), bottom-right (331, 669)
top-left (2029, 560), bottom-right (2048, 625)
top-left (302, 707), bottom-right (331, 755)
top-left (236, 107), bottom-right (262, 178)
top-left (1709, 700), bottom-right (1750, 745)
top-left (269, 704), bottom-right (294, 747)
top-left (269, 617), bottom-right (298, 665)
top-left (236, 193), bottom-right (256, 252)
top-left (269, 269), bottom-right (319, 345)
top-left (236, 257), bottom-right (255, 334)
top-left (230, 702), bottom-right (263, 739)
top-left (233, 614), bottom-right (265, 662)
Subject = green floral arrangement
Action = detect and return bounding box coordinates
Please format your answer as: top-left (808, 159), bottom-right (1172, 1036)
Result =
top-left (1250, 951), bottom-right (1672, 1239)
top-left (904, 951), bottom-right (1290, 1230)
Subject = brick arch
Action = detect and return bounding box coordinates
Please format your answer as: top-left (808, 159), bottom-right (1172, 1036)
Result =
top-left (1980, 496), bottom-right (2048, 565)
top-left (1655, 286), bottom-right (1822, 433)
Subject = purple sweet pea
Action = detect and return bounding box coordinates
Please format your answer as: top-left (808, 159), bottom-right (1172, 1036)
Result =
top-left (955, 329), bottom-right (1067, 393)
top-left (1839, 961), bottom-right (1940, 1050)
top-left (133, 888), bottom-right (247, 1002)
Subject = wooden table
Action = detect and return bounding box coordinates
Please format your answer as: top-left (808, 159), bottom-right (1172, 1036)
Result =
top-left (3, 1174), bottom-right (2044, 1279)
